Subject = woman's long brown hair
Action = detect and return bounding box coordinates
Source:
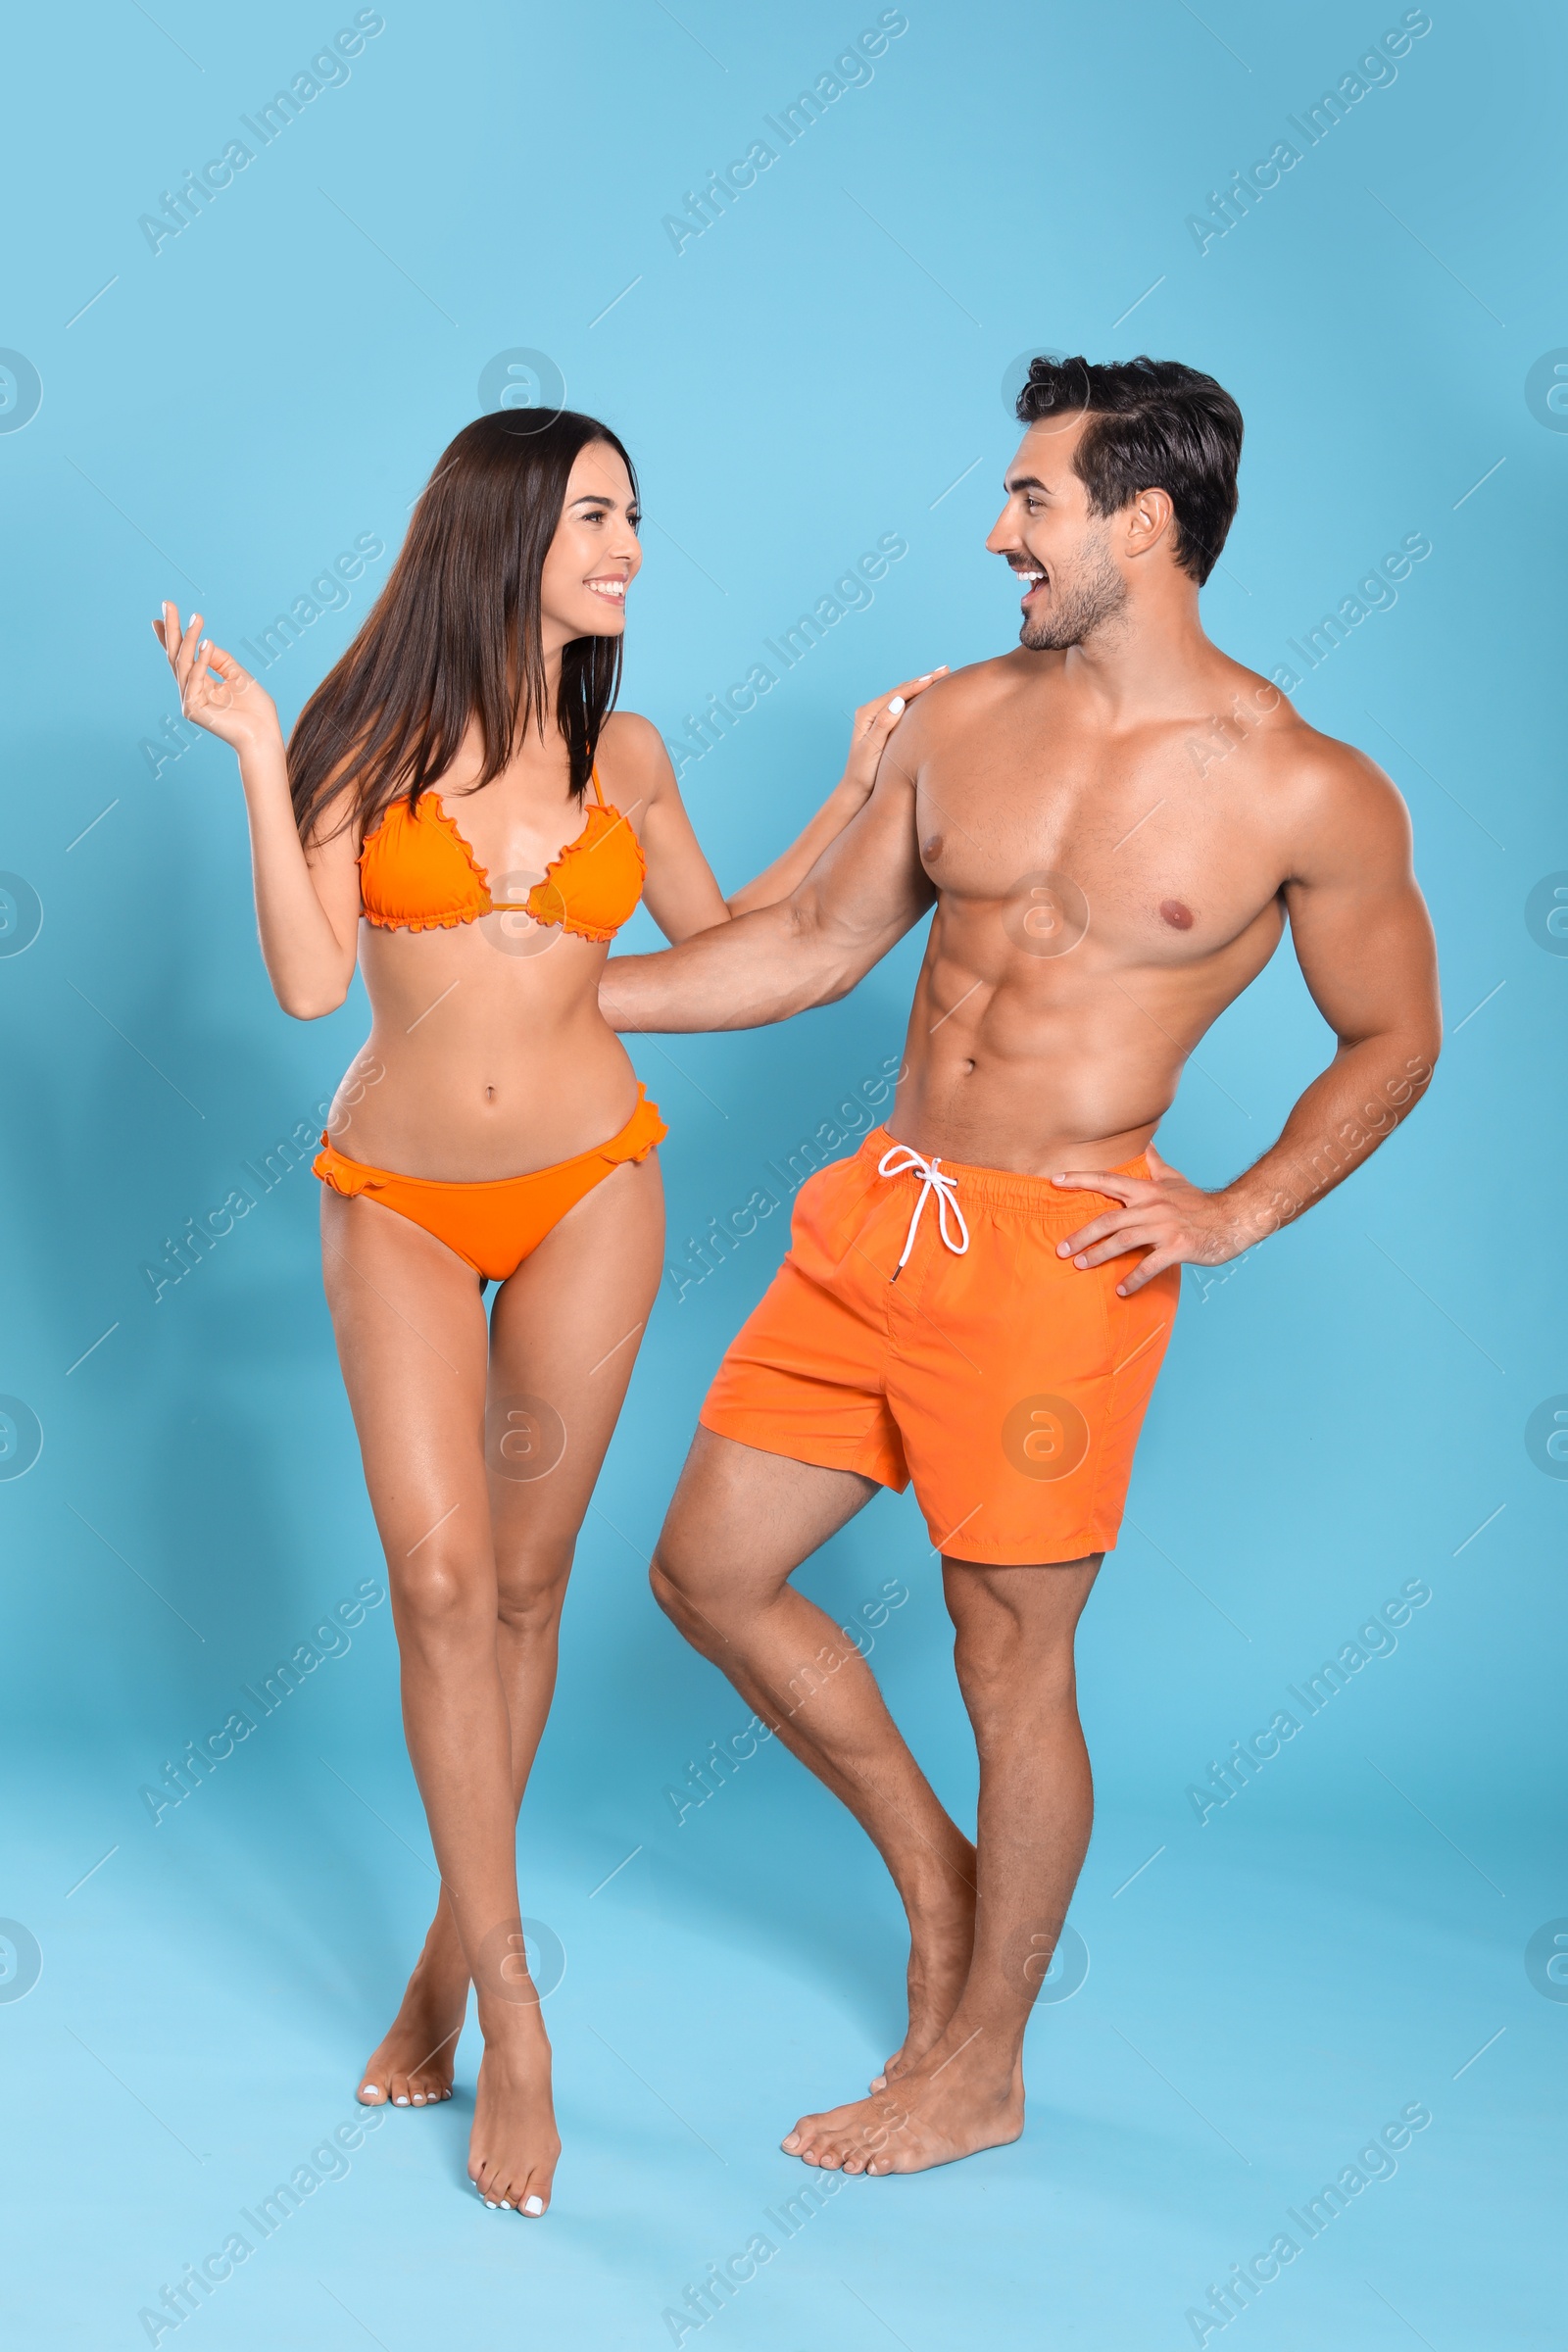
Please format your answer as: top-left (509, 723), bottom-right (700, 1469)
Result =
top-left (288, 410), bottom-right (637, 843)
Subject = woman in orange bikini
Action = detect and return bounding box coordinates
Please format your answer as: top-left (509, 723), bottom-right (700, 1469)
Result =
top-left (152, 408), bottom-right (938, 2219)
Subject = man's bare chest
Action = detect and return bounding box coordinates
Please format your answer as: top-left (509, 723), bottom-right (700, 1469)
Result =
top-left (914, 735), bottom-right (1286, 960)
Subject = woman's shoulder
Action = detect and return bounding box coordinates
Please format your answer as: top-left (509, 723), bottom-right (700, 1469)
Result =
top-left (599, 708), bottom-right (664, 755)
top-left (598, 710), bottom-right (676, 794)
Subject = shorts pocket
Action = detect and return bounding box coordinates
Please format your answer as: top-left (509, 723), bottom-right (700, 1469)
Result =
top-left (1006, 1219), bottom-right (1116, 1386)
top-left (787, 1152), bottom-right (878, 1280)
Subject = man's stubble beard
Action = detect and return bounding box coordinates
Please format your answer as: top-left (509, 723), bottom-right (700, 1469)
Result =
top-left (1019, 531), bottom-right (1128, 652)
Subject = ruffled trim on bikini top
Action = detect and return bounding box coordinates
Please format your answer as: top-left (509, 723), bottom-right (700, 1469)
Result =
top-left (522, 802), bottom-right (646, 942)
top-left (358, 793), bottom-right (490, 932)
top-left (358, 789), bottom-right (645, 939)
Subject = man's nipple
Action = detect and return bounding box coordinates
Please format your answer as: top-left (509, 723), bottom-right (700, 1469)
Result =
top-left (1159, 899), bottom-right (1195, 931)
top-left (922, 833), bottom-right (944, 861)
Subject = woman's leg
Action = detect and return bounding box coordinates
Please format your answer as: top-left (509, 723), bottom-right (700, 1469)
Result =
top-left (348, 1156), bottom-right (663, 2198)
top-left (465, 1152), bottom-right (663, 2203)
top-left (318, 1186), bottom-right (554, 2209)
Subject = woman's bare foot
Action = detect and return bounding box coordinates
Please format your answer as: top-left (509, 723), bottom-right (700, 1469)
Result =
top-left (869, 1838), bottom-right (978, 2091)
top-left (468, 2005), bottom-right (561, 2215)
top-left (358, 1930), bottom-right (467, 2109)
top-left (785, 2043), bottom-right (1022, 2177)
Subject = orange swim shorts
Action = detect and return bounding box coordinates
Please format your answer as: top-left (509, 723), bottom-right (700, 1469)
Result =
top-left (700, 1127), bottom-right (1180, 1565)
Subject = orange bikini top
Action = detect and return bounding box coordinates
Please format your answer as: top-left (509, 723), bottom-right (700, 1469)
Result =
top-left (358, 765), bottom-right (645, 943)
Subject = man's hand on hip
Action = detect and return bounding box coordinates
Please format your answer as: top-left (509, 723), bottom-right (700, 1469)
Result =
top-left (1052, 1146), bottom-right (1249, 1296)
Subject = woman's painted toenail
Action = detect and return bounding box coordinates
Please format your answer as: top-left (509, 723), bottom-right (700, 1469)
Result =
top-left (499, 2200), bottom-right (513, 2210)
top-left (394, 2095), bottom-right (410, 2105)
top-left (484, 2198), bottom-right (498, 2208)
top-left (522, 2194), bottom-right (545, 2216)
top-left (412, 2094), bottom-right (425, 2104)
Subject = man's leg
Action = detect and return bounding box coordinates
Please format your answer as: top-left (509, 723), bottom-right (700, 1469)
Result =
top-left (782, 1550), bottom-right (1102, 2174)
top-left (653, 1429), bottom-right (978, 2070)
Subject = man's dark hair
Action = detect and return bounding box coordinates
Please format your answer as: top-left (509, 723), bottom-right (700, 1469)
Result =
top-left (1015, 355), bottom-right (1243, 585)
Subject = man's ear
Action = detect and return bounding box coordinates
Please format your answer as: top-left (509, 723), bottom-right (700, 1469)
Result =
top-left (1122, 485), bottom-right (1177, 562)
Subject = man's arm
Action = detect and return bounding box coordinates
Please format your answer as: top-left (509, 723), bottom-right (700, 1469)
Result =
top-left (600, 729), bottom-right (935, 1033)
top-left (1055, 743), bottom-right (1442, 1293)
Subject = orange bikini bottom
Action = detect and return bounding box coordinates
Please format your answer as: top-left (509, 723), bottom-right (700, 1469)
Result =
top-left (313, 1086), bottom-right (666, 1282)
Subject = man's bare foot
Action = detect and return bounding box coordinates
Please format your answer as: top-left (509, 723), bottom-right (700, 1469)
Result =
top-left (870, 1838), bottom-right (978, 2091)
top-left (784, 2043), bottom-right (1022, 2177)
top-left (468, 2006), bottom-right (561, 2216)
top-left (357, 1942), bottom-right (466, 2109)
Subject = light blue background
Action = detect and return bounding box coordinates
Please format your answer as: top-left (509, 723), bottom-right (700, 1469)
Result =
top-left (1, 2), bottom-right (1562, 2345)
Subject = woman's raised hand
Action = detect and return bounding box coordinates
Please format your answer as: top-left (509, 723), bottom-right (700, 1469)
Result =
top-left (840, 666), bottom-right (948, 804)
top-left (151, 600), bottom-right (281, 753)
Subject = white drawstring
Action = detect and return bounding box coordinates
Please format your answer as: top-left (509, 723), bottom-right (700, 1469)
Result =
top-left (877, 1144), bottom-right (970, 1270)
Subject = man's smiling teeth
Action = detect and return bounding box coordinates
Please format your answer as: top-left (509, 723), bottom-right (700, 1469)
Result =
top-left (1014, 570), bottom-right (1045, 589)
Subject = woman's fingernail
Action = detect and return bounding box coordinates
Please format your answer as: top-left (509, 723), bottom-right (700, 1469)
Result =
top-left (199, 638), bottom-right (210, 651)
top-left (887, 696), bottom-right (906, 715)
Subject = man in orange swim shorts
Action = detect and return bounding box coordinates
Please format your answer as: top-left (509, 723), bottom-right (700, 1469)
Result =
top-left (602, 357), bottom-right (1441, 2179)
